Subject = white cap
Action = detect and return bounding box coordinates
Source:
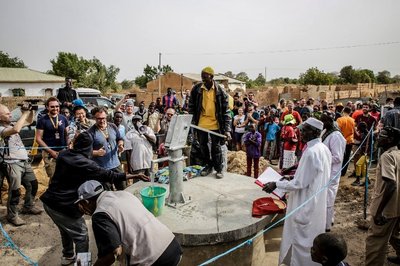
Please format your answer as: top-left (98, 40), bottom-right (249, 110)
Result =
top-left (299, 117), bottom-right (324, 131)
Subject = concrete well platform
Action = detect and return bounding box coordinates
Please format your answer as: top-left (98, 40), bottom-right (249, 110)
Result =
top-left (126, 172), bottom-right (280, 265)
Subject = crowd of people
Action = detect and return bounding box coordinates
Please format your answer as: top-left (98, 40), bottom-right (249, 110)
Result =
top-left (1, 69), bottom-right (400, 265)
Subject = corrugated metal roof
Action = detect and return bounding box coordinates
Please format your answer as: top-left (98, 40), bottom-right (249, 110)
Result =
top-left (0, 68), bottom-right (65, 83)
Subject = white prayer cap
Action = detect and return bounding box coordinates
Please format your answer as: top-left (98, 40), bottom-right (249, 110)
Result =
top-left (298, 117), bottom-right (324, 131)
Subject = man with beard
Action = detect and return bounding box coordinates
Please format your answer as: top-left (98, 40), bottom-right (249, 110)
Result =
top-left (355, 102), bottom-right (377, 131)
top-left (125, 115), bottom-right (156, 176)
top-left (40, 132), bottom-right (147, 265)
top-left (36, 97), bottom-right (69, 181)
top-left (320, 111), bottom-right (346, 232)
top-left (88, 107), bottom-right (125, 191)
top-left (263, 117), bottom-right (331, 266)
top-left (57, 77), bottom-right (78, 111)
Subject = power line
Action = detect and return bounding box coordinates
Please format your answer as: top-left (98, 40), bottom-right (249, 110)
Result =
top-left (164, 41), bottom-right (400, 56)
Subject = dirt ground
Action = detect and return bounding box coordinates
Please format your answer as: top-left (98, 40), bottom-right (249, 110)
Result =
top-left (0, 153), bottom-right (392, 265)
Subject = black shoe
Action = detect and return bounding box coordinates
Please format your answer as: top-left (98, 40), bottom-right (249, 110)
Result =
top-left (387, 256), bottom-right (400, 265)
top-left (200, 166), bottom-right (213, 176)
top-left (351, 180), bottom-right (361, 186)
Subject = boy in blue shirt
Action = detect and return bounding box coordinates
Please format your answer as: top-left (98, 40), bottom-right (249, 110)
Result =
top-left (263, 117), bottom-right (280, 165)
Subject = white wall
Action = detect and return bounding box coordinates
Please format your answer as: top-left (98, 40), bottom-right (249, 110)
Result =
top-left (0, 82), bottom-right (64, 97)
top-left (228, 82), bottom-right (246, 92)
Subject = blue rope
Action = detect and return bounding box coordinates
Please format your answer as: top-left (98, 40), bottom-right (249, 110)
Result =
top-left (199, 126), bottom-right (374, 266)
top-left (0, 223), bottom-right (38, 266)
top-left (1, 146), bottom-right (68, 150)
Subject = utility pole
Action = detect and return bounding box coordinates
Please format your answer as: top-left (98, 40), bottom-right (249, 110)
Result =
top-left (158, 52), bottom-right (162, 97)
top-left (264, 67), bottom-right (267, 84)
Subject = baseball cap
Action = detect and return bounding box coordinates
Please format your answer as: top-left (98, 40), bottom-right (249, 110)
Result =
top-left (297, 117), bottom-right (324, 131)
top-left (74, 180), bottom-right (104, 204)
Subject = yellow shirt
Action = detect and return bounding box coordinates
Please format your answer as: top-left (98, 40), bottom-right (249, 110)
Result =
top-left (198, 84), bottom-right (219, 130)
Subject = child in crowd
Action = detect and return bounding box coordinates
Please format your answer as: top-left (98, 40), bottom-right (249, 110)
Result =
top-left (279, 114), bottom-right (298, 169)
top-left (311, 233), bottom-right (349, 266)
top-left (233, 107), bottom-right (247, 151)
top-left (243, 124), bottom-right (262, 178)
top-left (352, 122), bottom-right (370, 186)
top-left (263, 116), bottom-right (280, 165)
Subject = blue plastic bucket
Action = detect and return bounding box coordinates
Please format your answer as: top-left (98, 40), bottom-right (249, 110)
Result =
top-left (140, 186), bottom-right (167, 216)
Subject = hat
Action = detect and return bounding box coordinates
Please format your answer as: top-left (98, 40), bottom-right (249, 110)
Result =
top-left (336, 102), bottom-right (343, 107)
top-left (74, 180), bottom-right (104, 204)
top-left (201, 66), bottom-right (214, 75)
top-left (125, 100), bottom-right (134, 107)
top-left (132, 115), bottom-right (142, 120)
top-left (72, 99), bottom-right (85, 107)
top-left (322, 110), bottom-right (335, 121)
top-left (283, 114), bottom-right (296, 125)
top-left (298, 117), bottom-right (324, 131)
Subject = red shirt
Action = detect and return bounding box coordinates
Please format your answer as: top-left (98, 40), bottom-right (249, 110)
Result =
top-left (281, 125), bottom-right (297, 151)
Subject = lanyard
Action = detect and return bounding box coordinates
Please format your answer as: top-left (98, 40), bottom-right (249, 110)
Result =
top-left (49, 115), bottom-right (59, 129)
top-left (97, 125), bottom-right (109, 142)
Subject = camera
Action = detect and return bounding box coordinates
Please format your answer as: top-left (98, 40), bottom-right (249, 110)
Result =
top-left (17, 99), bottom-right (41, 111)
top-left (127, 93), bottom-right (137, 99)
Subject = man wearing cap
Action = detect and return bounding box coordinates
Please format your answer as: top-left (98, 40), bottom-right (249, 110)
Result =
top-left (88, 107), bottom-right (126, 191)
top-left (57, 77), bottom-right (78, 111)
top-left (320, 111), bottom-right (346, 232)
top-left (116, 95), bottom-right (137, 133)
top-left (366, 127), bottom-right (400, 265)
top-left (263, 117), bottom-right (332, 266)
top-left (125, 115), bottom-right (156, 176)
top-left (75, 180), bottom-right (182, 266)
top-left (188, 67), bottom-right (231, 179)
top-left (40, 132), bottom-right (148, 265)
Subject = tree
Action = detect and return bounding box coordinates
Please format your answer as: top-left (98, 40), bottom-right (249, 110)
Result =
top-left (299, 67), bottom-right (333, 85)
top-left (0, 51), bottom-right (26, 68)
top-left (235, 72), bottom-right (250, 82)
top-left (376, 70), bottom-right (391, 84)
top-left (339, 65), bottom-right (355, 84)
top-left (224, 71), bottom-right (234, 78)
top-left (49, 52), bottom-right (120, 93)
top-left (121, 79), bottom-right (135, 90)
top-left (134, 64), bottom-right (174, 88)
top-left (392, 75), bottom-right (400, 84)
top-left (253, 73), bottom-right (266, 86)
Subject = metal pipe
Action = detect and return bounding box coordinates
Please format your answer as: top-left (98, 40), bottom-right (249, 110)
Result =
top-left (190, 124), bottom-right (226, 139)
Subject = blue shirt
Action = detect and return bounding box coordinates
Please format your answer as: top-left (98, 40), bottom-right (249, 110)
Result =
top-left (265, 123), bottom-right (280, 141)
top-left (36, 114), bottom-right (69, 151)
top-left (88, 124), bottom-right (122, 170)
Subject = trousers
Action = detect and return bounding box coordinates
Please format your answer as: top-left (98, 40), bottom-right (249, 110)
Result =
top-left (43, 203), bottom-right (89, 258)
top-left (366, 216), bottom-right (400, 266)
top-left (197, 130), bottom-right (223, 172)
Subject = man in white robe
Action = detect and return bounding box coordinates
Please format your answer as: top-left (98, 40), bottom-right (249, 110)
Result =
top-left (263, 117), bottom-right (332, 266)
top-left (321, 111), bottom-right (346, 231)
top-left (124, 115), bottom-right (156, 176)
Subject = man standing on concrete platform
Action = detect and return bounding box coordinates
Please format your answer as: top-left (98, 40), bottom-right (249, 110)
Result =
top-left (263, 117), bottom-right (331, 266)
top-left (188, 66), bottom-right (231, 179)
top-left (366, 127), bottom-right (400, 265)
top-left (320, 111), bottom-right (346, 232)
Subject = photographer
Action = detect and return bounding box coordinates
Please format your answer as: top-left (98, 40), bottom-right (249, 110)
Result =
top-left (125, 115), bottom-right (156, 176)
top-left (0, 102), bottom-right (43, 226)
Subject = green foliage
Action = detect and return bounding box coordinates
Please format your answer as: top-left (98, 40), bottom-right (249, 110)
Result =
top-left (121, 79), bottom-right (135, 90)
top-left (224, 71), bottom-right (234, 78)
top-left (0, 51), bottom-right (26, 68)
top-left (299, 67), bottom-right (337, 85)
top-left (253, 73), bottom-right (266, 86)
top-left (392, 75), bottom-right (400, 84)
top-left (134, 64), bottom-right (173, 88)
top-left (235, 72), bottom-right (250, 82)
top-left (268, 77), bottom-right (299, 85)
top-left (49, 52), bottom-right (120, 93)
top-left (376, 70), bottom-right (391, 84)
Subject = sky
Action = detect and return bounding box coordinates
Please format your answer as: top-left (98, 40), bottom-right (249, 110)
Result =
top-left (1, 0), bottom-right (400, 81)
